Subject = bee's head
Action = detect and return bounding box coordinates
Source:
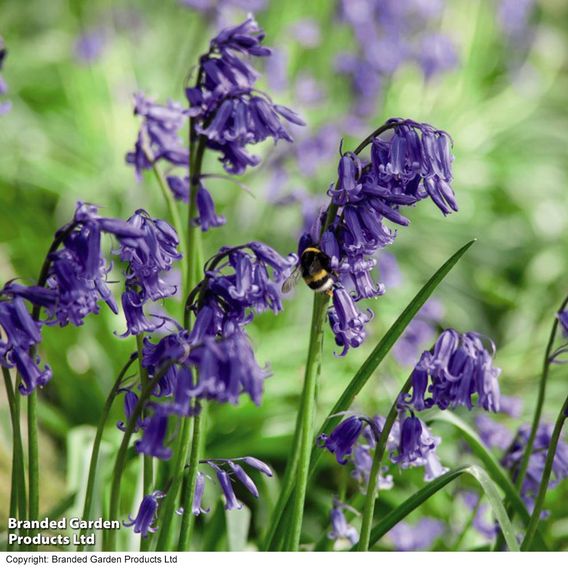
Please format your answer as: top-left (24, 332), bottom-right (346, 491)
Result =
top-left (298, 232), bottom-right (315, 257)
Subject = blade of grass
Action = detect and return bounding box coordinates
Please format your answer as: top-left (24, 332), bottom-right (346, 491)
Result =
top-left (366, 465), bottom-right (520, 552)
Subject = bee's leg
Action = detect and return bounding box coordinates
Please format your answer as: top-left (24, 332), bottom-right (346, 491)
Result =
top-left (325, 288), bottom-right (334, 298)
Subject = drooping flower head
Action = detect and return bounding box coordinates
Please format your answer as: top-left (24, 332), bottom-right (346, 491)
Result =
top-left (124, 491), bottom-right (165, 538)
top-left (404, 329), bottom-right (502, 412)
top-left (45, 202), bottom-right (144, 327)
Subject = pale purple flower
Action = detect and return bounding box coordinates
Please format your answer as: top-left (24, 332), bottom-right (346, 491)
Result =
top-left (0, 37), bottom-right (10, 115)
top-left (475, 415), bottom-right (514, 451)
top-left (192, 472), bottom-right (210, 515)
top-left (319, 416), bottom-right (365, 465)
top-left (328, 499), bottom-right (359, 546)
top-left (74, 28), bottom-right (108, 64)
top-left (461, 492), bottom-right (498, 540)
top-left (388, 517), bottom-right (445, 551)
top-left (502, 423), bottom-right (568, 513)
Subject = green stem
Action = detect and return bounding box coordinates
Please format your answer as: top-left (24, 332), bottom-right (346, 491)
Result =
top-left (136, 334), bottom-right (154, 552)
top-left (358, 375), bottom-right (412, 551)
top-left (76, 353), bottom-right (137, 552)
top-left (515, 293), bottom-right (568, 491)
top-left (287, 293), bottom-right (328, 551)
top-left (154, 128), bottom-right (207, 553)
top-left (104, 362), bottom-right (174, 551)
top-left (521, 393), bottom-right (568, 550)
top-left (177, 403), bottom-right (207, 550)
top-left (151, 164), bottom-right (188, 294)
top-left (27, 391), bottom-right (39, 551)
top-left (3, 368), bottom-right (27, 550)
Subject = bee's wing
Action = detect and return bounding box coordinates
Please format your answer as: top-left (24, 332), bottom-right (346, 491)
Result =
top-left (281, 266), bottom-right (301, 294)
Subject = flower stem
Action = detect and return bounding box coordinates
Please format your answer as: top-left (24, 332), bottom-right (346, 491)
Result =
top-left (136, 334), bottom-right (154, 552)
top-left (358, 375), bottom-right (412, 551)
top-left (104, 362), bottom-right (173, 552)
top-left (521, 393), bottom-right (568, 550)
top-left (76, 353), bottom-right (138, 552)
top-left (177, 403), bottom-right (207, 550)
top-left (27, 390), bottom-right (39, 551)
top-left (151, 164), bottom-right (188, 294)
top-left (3, 368), bottom-right (27, 550)
top-left (287, 293), bottom-right (329, 550)
top-left (154, 126), bottom-right (207, 553)
top-left (515, 293), bottom-right (568, 491)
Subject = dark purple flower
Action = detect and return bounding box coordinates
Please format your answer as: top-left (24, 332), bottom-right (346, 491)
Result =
top-left (119, 289), bottom-right (163, 337)
top-left (318, 416), bottom-right (364, 465)
top-left (46, 202), bottom-right (144, 327)
top-left (502, 423), bottom-right (568, 512)
top-left (557, 310), bottom-right (568, 337)
top-left (389, 413), bottom-right (448, 480)
top-left (189, 329), bottom-right (270, 406)
top-left (405, 329), bottom-right (502, 412)
top-left (126, 93), bottom-right (188, 181)
top-left (0, 297), bottom-right (52, 395)
top-left (135, 411), bottom-right (172, 460)
top-left (117, 387), bottom-right (145, 432)
top-left (194, 183), bottom-right (226, 231)
top-left (1, 281), bottom-right (57, 310)
top-left (388, 518), bottom-right (445, 551)
top-left (166, 175), bottom-right (189, 202)
top-left (124, 490), bottom-right (164, 538)
top-left (328, 286), bottom-right (373, 356)
top-left (328, 499), bottom-right (359, 547)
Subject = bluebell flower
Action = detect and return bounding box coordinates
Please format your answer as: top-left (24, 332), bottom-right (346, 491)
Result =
top-left (387, 518), bottom-right (445, 551)
top-left (117, 387), bottom-right (146, 432)
top-left (318, 416), bottom-right (364, 465)
top-left (389, 412), bottom-right (448, 481)
top-left (126, 93), bottom-right (189, 181)
top-left (135, 411), bottom-right (172, 460)
top-left (186, 15), bottom-right (305, 176)
top-left (211, 465), bottom-right (242, 511)
top-left (0, 297), bottom-right (52, 395)
top-left (124, 490), bottom-right (164, 538)
top-left (502, 423), bottom-right (568, 513)
top-left (119, 289), bottom-right (163, 337)
top-left (74, 28), bottom-right (108, 64)
top-left (327, 286), bottom-right (373, 356)
top-left (194, 182), bottom-right (226, 231)
top-left (404, 329), bottom-right (502, 412)
top-left (328, 499), bottom-right (359, 547)
top-left (192, 472), bottom-right (210, 516)
top-left (1, 281), bottom-right (57, 310)
top-left (46, 202), bottom-right (143, 327)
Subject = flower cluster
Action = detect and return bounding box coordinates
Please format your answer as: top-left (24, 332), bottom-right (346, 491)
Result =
top-left (125, 456), bottom-right (272, 537)
top-left (126, 93), bottom-right (188, 182)
top-left (0, 202), bottom-right (146, 395)
top-left (302, 118), bottom-right (456, 355)
top-left (403, 329), bottom-right (501, 412)
top-left (502, 423), bottom-right (568, 513)
top-left (117, 241), bottom-right (294, 460)
top-left (186, 15), bottom-right (305, 176)
top-left (116, 209), bottom-right (182, 337)
top-left (319, 411), bottom-right (447, 487)
top-left (0, 36), bottom-right (10, 115)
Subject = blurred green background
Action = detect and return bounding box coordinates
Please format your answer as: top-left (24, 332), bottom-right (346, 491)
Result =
top-left (1, 0), bottom-right (568, 551)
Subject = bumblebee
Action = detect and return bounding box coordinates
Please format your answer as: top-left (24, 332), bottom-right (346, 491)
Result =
top-left (282, 247), bottom-right (335, 295)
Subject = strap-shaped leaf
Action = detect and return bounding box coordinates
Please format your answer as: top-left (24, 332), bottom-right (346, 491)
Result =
top-left (430, 411), bottom-right (548, 550)
top-left (366, 465), bottom-right (520, 551)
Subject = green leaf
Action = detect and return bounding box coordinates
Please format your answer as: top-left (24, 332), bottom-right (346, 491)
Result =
top-left (366, 465), bottom-right (520, 552)
top-left (225, 506), bottom-right (251, 551)
top-left (431, 411), bottom-right (548, 550)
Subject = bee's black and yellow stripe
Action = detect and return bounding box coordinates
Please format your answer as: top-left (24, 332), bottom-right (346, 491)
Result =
top-left (300, 247), bottom-right (334, 293)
